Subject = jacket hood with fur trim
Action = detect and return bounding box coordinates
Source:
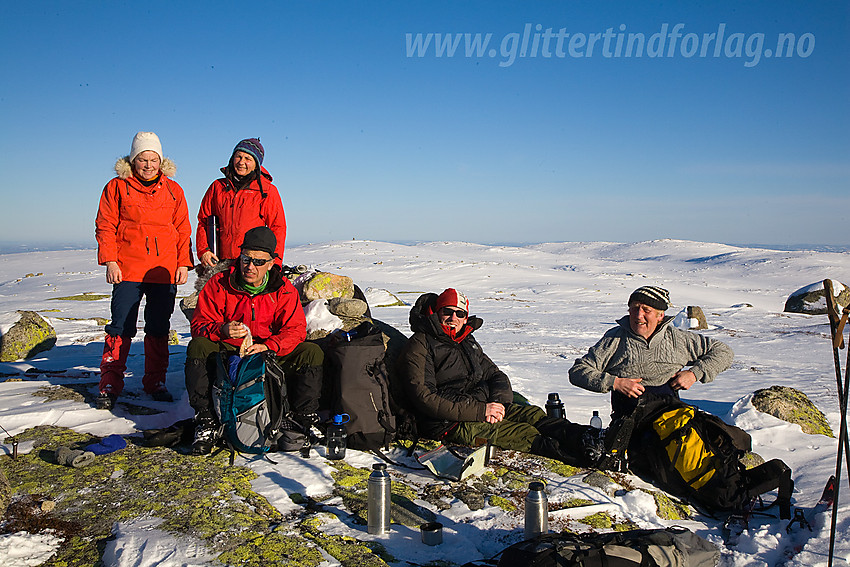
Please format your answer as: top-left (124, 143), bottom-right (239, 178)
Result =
top-left (114, 156), bottom-right (177, 180)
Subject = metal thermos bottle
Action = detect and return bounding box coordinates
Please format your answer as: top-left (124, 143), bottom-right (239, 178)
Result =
top-left (545, 393), bottom-right (566, 419)
top-left (326, 414), bottom-right (348, 460)
top-left (207, 216), bottom-right (221, 260)
top-left (524, 481), bottom-right (548, 540)
top-left (590, 410), bottom-right (603, 429)
top-left (367, 463), bottom-right (391, 534)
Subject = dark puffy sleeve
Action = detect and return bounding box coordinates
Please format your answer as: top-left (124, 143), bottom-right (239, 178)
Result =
top-left (476, 345), bottom-right (513, 404)
top-left (398, 333), bottom-right (486, 423)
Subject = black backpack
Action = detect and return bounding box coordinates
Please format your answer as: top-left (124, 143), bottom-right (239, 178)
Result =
top-left (626, 395), bottom-right (792, 518)
top-left (323, 321), bottom-right (397, 451)
top-left (479, 527), bottom-right (719, 567)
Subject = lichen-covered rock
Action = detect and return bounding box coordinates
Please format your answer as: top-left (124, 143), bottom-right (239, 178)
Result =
top-left (582, 471), bottom-right (622, 496)
top-left (302, 272), bottom-right (354, 302)
top-left (328, 461), bottom-right (435, 526)
top-left (687, 306), bottom-right (708, 330)
top-left (0, 425), bottom-right (308, 567)
top-left (455, 487), bottom-right (487, 511)
top-left (752, 385), bottom-right (834, 437)
top-left (784, 279), bottom-right (850, 315)
top-left (0, 310), bottom-right (57, 362)
top-left (739, 451), bottom-right (766, 469)
top-left (646, 489), bottom-right (692, 520)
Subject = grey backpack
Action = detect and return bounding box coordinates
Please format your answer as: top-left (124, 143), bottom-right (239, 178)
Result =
top-left (493, 528), bottom-right (719, 567)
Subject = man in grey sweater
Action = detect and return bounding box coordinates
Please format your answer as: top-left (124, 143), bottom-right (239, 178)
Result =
top-left (569, 286), bottom-right (734, 416)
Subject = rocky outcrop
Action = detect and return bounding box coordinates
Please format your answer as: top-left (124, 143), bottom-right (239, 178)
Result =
top-left (784, 279), bottom-right (850, 315)
top-left (687, 306), bottom-right (708, 330)
top-left (0, 311), bottom-right (57, 362)
top-left (752, 385), bottom-right (833, 437)
top-left (302, 273), bottom-right (354, 302)
top-left (327, 297), bottom-right (367, 318)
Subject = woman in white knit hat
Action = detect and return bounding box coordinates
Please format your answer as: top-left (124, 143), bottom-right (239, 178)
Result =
top-left (94, 132), bottom-right (193, 410)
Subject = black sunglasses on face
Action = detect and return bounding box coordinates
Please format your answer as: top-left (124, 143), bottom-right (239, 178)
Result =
top-left (440, 307), bottom-right (468, 319)
top-left (240, 255), bottom-right (273, 267)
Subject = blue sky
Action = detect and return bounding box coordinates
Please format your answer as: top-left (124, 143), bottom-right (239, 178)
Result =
top-left (1, 1), bottom-right (848, 251)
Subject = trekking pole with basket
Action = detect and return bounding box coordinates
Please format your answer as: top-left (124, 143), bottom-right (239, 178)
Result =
top-left (822, 279), bottom-right (849, 567)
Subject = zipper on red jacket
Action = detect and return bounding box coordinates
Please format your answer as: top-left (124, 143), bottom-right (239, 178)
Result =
top-left (145, 237), bottom-right (150, 255)
top-left (154, 237), bottom-right (160, 256)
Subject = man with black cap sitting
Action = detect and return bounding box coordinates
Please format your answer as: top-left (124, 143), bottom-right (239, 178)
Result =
top-left (185, 226), bottom-right (323, 455)
top-left (569, 286), bottom-right (734, 417)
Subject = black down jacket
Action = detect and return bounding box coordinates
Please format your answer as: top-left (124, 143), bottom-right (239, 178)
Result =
top-left (396, 293), bottom-right (513, 439)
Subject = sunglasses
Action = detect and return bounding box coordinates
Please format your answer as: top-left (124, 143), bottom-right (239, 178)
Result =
top-left (440, 307), bottom-right (468, 319)
top-left (240, 254), bottom-right (273, 267)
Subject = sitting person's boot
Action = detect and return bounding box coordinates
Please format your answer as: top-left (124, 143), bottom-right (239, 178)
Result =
top-left (191, 415), bottom-right (221, 456)
top-left (293, 412), bottom-right (320, 430)
top-left (293, 412), bottom-right (322, 446)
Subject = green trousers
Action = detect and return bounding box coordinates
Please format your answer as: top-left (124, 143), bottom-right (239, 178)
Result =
top-left (444, 404), bottom-right (546, 453)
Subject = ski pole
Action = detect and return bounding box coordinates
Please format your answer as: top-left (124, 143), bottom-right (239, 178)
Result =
top-left (823, 279), bottom-right (850, 486)
top-left (827, 343), bottom-right (849, 567)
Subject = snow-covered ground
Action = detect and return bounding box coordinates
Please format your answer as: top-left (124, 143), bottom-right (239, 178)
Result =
top-left (0, 239), bottom-right (848, 567)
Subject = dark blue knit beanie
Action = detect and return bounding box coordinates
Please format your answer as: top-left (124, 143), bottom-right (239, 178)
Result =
top-left (232, 138), bottom-right (264, 166)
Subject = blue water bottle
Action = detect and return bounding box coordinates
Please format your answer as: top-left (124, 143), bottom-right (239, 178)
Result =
top-left (327, 414), bottom-right (349, 460)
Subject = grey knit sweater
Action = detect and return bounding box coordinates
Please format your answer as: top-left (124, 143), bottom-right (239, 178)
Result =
top-left (568, 316), bottom-right (733, 394)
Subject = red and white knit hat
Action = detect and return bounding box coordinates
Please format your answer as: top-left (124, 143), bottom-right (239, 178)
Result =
top-left (435, 288), bottom-right (469, 312)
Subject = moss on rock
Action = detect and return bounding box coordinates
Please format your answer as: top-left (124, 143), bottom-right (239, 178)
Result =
top-left (645, 490), bottom-right (692, 520)
top-left (752, 385), bottom-right (833, 437)
top-left (217, 530), bottom-right (324, 567)
top-left (579, 511), bottom-right (613, 529)
top-left (0, 311), bottom-right (57, 362)
top-left (739, 451), bottom-right (766, 470)
top-left (0, 425), bottom-right (318, 567)
top-left (488, 494), bottom-right (517, 512)
top-left (300, 513), bottom-right (392, 567)
top-left (329, 461), bottom-right (435, 526)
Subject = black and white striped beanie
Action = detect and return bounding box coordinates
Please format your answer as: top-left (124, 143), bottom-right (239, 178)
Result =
top-left (628, 286), bottom-right (670, 311)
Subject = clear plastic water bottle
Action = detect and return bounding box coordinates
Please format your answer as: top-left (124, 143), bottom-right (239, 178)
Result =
top-left (327, 414), bottom-right (349, 460)
top-left (545, 393), bottom-right (566, 419)
top-left (367, 463), bottom-right (391, 534)
top-left (524, 481), bottom-right (548, 540)
top-left (590, 410), bottom-right (603, 429)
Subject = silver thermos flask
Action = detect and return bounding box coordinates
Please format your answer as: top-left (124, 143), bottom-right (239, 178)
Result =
top-left (367, 463), bottom-right (391, 534)
top-left (524, 481), bottom-right (548, 540)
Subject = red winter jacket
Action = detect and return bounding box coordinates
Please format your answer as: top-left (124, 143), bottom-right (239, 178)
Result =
top-left (190, 264), bottom-right (306, 356)
top-left (196, 166), bottom-right (287, 262)
top-left (95, 157), bottom-right (193, 284)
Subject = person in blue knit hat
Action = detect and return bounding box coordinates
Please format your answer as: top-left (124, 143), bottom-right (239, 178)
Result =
top-left (196, 138), bottom-right (287, 271)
